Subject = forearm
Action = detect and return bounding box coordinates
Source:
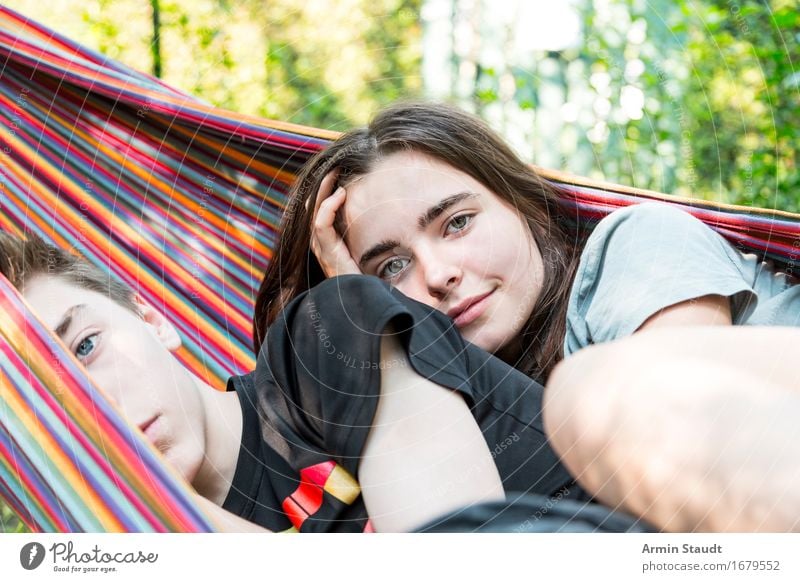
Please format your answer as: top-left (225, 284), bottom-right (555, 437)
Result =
top-left (359, 330), bottom-right (505, 532)
top-left (544, 326), bottom-right (800, 532)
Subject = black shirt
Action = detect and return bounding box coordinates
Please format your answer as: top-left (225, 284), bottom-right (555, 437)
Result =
top-left (223, 371), bottom-right (371, 532)
top-left (225, 276), bottom-right (588, 532)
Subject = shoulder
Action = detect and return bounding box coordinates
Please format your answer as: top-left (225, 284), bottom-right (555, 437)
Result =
top-left (572, 203), bottom-right (701, 298)
top-left (577, 202), bottom-right (733, 282)
top-left (585, 202), bottom-right (709, 251)
top-left (564, 202), bottom-right (754, 354)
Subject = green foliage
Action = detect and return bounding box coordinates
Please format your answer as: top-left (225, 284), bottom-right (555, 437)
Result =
top-left (6, 0), bottom-right (795, 210)
top-left (575, 0), bottom-right (799, 211)
top-left (682, 0), bottom-right (800, 211)
top-left (1, 501), bottom-right (26, 533)
top-left (6, 0), bottom-right (422, 129)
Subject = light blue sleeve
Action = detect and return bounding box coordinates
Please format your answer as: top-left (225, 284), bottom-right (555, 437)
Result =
top-left (564, 202), bottom-right (757, 356)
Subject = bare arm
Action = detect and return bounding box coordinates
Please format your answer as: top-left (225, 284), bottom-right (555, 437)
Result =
top-left (638, 294), bottom-right (732, 330)
top-left (544, 324), bottom-right (800, 532)
top-left (358, 328), bottom-right (505, 532)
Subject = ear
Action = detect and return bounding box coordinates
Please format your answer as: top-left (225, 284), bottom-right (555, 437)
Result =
top-left (134, 295), bottom-right (182, 351)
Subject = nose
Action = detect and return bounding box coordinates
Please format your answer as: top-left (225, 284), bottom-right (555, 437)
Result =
top-left (418, 249), bottom-right (462, 300)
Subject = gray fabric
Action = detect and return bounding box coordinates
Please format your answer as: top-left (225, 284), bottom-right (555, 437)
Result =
top-left (565, 202), bottom-right (800, 356)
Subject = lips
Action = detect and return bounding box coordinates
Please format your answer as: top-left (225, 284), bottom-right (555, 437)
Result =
top-left (447, 290), bottom-right (494, 328)
top-left (138, 415), bottom-right (161, 442)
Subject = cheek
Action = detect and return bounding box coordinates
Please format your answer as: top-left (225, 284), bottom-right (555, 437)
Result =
top-left (89, 337), bottom-right (163, 406)
top-left (86, 366), bottom-right (121, 404)
top-left (391, 278), bottom-right (433, 306)
top-left (460, 220), bottom-right (520, 277)
top-left (86, 358), bottom-right (136, 412)
top-left (490, 215), bottom-right (538, 274)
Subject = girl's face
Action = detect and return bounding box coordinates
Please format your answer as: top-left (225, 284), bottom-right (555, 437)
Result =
top-left (342, 151), bottom-right (545, 356)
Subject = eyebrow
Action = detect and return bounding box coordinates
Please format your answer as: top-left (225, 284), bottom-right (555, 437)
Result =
top-left (358, 191), bottom-right (479, 268)
top-left (54, 304), bottom-right (87, 340)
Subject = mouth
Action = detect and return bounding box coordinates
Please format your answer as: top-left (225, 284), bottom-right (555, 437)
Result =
top-left (447, 290), bottom-right (494, 328)
top-left (138, 415), bottom-right (161, 443)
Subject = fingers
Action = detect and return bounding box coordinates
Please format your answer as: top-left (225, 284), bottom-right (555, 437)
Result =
top-left (309, 169), bottom-right (340, 217)
top-left (306, 168), bottom-right (362, 278)
top-left (314, 186), bottom-right (346, 232)
top-left (311, 186), bottom-right (346, 256)
top-left (309, 186), bottom-right (361, 278)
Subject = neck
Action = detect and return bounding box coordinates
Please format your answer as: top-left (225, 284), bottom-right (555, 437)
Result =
top-left (190, 377), bottom-right (243, 506)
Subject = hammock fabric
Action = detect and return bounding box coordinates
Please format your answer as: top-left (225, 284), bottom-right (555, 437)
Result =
top-left (1, 5), bottom-right (799, 532)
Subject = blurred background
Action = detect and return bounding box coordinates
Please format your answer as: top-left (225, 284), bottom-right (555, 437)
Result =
top-left (0, 0), bottom-right (798, 533)
top-left (5, 0), bottom-right (799, 210)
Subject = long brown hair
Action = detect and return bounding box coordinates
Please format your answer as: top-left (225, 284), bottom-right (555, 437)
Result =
top-left (253, 102), bottom-right (579, 381)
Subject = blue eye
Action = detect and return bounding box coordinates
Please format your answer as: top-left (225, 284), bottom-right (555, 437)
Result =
top-left (379, 258), bottom-right (410, 279)
top-left (75, 333), bottom-right (99, 360)
top-left (445, 214), bottom-right (472, 234)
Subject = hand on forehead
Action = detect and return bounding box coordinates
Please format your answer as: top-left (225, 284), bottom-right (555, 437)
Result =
top-left (341, 151), bottom-right (490, 263)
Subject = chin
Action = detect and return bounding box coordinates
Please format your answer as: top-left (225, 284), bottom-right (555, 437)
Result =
top-left (163, 447), bottom-right (196, 482)
top-left (464, 331), bottom-right (501, 355)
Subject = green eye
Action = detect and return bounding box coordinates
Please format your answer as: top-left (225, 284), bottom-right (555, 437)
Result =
top-left (446, 214), bottom-right (472, 234)
top-left (379, 258), bottom-right (409, 279)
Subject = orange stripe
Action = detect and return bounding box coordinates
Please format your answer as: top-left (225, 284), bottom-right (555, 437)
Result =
top-left (0, 328), bottom-right (124, 531)
top-left (0, 128), bottom-right (253, 372)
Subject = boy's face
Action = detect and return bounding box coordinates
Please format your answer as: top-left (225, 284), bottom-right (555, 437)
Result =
top-left (22, 275), bottom-right (209, 486)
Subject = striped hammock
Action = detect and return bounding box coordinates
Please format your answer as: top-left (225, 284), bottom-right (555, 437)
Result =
top-left (1, 5), bottom-right (799, 532)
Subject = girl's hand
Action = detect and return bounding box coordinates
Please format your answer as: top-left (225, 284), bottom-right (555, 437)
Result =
top-left (308, 170), bottom-right (362, 278)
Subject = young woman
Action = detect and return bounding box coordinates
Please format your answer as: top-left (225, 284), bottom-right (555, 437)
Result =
top-left (256, 101), bottom-right (800, 376)
top-left (255, 102), bottom-right (578, 383)
top-left (253, 101), bottom-right (800, 531)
